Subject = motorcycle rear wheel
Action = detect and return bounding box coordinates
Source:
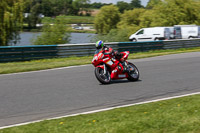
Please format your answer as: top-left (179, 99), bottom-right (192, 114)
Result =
top-left (127, 62), bottom-right (139, 81)
top-left (95, 67), bottom-right (111, 84)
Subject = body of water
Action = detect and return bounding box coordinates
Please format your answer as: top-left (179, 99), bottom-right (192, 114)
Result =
top-left (10, 32), bottom-right (97, 46)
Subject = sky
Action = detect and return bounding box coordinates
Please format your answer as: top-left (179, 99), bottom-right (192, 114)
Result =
top-left (90, 0), bottom-right (149, 6)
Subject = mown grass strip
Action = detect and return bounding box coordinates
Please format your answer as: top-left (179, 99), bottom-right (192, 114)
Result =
top-left (1, 94), bottom-right (200, 132)
top-left (42, 16), bottom-right (95, 24)
top-left (0, 47), bottom-right (200, 74)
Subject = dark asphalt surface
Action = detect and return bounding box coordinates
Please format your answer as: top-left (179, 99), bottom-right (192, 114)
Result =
top-left (0, 52), bottom-right (200, 127)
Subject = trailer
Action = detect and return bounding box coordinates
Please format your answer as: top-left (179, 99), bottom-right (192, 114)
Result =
top-left (174, 25), bottom-right (200, 39)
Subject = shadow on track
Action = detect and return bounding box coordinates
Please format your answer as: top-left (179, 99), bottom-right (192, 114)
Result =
top-left (99, 79), bottom-right (142, 85)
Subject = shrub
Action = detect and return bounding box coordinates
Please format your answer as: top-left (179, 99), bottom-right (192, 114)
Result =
top-left (32, 17), bottom-right (70, 45)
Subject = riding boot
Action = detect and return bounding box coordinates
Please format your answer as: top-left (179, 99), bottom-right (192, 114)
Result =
top-left (121, 61), bottom-right (129, 73)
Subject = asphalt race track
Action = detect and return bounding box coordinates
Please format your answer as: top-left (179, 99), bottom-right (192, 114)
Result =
top-left (0, 52), bottom-right (200, 127)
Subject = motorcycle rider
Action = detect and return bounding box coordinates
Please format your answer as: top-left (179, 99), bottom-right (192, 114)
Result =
top-left (95, 40), bottom-right (129, 72)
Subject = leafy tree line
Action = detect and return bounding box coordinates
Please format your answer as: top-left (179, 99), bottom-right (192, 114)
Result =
top-left (25, 0), bottom-right (144, 45)
top-left (24, 0), bottom-right (91, 28)
top-left (0, 0), bottom-right (24, 46)
top-left (94, 0), bottom-right (200, 42)
top-left (0, 0), bottom-right (74, 46)
top-left (23, 0), bottom-right (142, 18)
top-left (116, 0), bottom-right (143, 13)
top-left (23, 0), bottom-right (143, 28)
top-left (24, 0), bottom-right (91, 17)
top-left (2, 0), bottom-right (200, 46)
top-left (0, 0), bottom-right (143, 46)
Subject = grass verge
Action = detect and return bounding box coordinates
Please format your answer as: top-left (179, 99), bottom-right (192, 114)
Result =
top-left (0, 47), bottom-right (200, 74)
top-left (1, 94), bottom-right (200, 132)
top-left (68, 28), bottom-right (96, 34)
top-left (42, 16), bottom-right (95, 24)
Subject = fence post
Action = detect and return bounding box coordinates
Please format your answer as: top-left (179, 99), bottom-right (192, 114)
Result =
top-left (21, 47), bottom-right (25, 61)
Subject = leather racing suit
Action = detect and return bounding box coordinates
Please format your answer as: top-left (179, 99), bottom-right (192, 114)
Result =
top-left (94, 45), bottom-right (129, 72)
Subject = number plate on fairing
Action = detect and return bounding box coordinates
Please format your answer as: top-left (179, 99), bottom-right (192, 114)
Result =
top-left (118, 74), bottom-right (126, 78)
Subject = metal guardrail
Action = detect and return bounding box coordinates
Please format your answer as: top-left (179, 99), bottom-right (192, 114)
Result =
top-left (163, 39), bottom-right (200, 49)
top-left (0, 39), bottom-right (200, 62)
top-left (0, 45), bottom-right (58, 62)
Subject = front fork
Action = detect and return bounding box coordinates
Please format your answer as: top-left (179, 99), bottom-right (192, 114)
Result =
top-left (104, 64), bottom-right (107, 75)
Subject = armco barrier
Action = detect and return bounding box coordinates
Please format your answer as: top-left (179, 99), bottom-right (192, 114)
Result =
top-left (0, 39), bottom-right (200, 62)
top-left (117, 41), bottom-right (164, 52)
top-left (0, 45), bottom-right (58, 62)
top-left (163, 39), bottom-right (200, 49)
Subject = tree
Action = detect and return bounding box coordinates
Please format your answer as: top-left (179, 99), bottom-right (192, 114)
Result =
top-left (0, 0), bottom-right (24, 46)
top-left (24, 0), bottom-right (78, 29)
top-left (72, 0), bottom-right (91, 15)
top-left (53, 0), bottom-right (74, 16)
top-left (24, 0), bottom-right (42, 28)
top-left (32, 16), bottom-right (71, 45)
top-left (139, 9), bottom-right (154, 27)
top-left (116, 1), bottom-right (131, 13)
top-left (117, 8), bottom-right (145, 28)
top-left (92, 28), bottom-right (130, 42)
top-left (94, 5), bottom-right (120, 34)
top-left (90, 2), bottom-right (105, 9)
top-left (117, 8), bottom-right (146, 36)
top-left (40, 0), bottom-right (54, 16)
top-left (150, 0), bottom-right (200, 26)
top-left (146, 0), bottom-right (161, 9)
top-left (130, 0), bottom-right (143, 9)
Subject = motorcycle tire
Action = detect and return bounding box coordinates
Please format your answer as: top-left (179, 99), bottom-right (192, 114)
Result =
top-left (127, 62), bottom-right (139, 81)
top-left (95, 67), bottom-right (111, 84)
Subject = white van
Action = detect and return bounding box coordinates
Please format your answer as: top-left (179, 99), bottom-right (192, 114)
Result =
top-left (174, 25), bottom-right (200, 39)
top-left (166, 27), bottom-right (175, 39)
top-left (129, 27), bottom-right (171, 42)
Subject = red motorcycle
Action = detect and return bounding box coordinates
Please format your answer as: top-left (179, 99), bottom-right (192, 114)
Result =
top-left (92, 50), bottom-right (139, 84)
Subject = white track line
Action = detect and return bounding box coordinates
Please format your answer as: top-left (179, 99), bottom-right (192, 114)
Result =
top-left (0, 91), bottom-right (200, 130)
top-left (0, 64), bottom-right (90, 77)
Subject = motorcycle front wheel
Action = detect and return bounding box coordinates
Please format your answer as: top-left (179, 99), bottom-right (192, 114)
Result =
top-left (127, 62), bottom-right (139, 81)
top-left (95, 67), bottom-right (111, 84)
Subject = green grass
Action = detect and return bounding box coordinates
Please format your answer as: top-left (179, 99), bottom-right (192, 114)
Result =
top-left (68, 27), bottom-right (96, 34)
top-left (42, 16), bottom-right (95, 24)
top-left (1, 94), bottom-right (200, 133)
top-left (0, 47), bottom-right (200, 74)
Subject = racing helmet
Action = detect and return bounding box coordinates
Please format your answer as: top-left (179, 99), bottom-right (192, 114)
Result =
top-left (95, 40), bottom-right (104, 49)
